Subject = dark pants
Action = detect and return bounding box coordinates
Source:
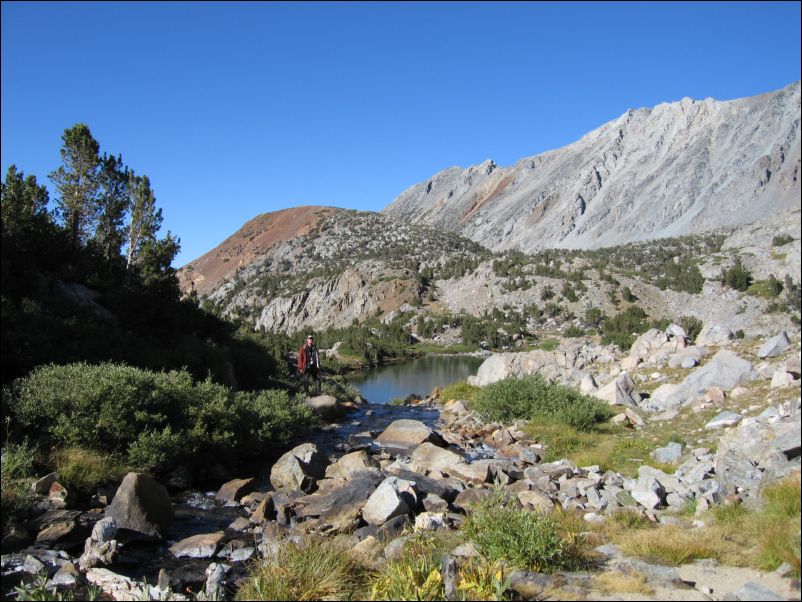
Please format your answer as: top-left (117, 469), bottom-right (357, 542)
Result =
top-left (302, 367), bottom-right (321, 395)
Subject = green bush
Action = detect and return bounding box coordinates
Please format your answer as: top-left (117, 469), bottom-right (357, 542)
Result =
top-left (471, 374), bottom-right (612, 431)
top-left (722, 260), bottom-right (752, 291)
top-left (772, 234), bottom-right (794, 247)
top-left (464, 490), bottom-right (568, 571)
top-left (564, 325), bottom-right (585, 338)
top-left (679, 315), bottom-right (703, 341)
top-left (6, 362), bottom-right (314, 475)
top-left (601, 306), bottom-right (648, 350)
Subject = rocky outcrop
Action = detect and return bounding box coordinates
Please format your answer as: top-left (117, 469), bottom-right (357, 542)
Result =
top-left (715, 412), bottom-right (801, 503)
top-left (652, 350), bottom-right (757, 411)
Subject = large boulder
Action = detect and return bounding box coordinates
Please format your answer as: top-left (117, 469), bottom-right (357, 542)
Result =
top-left (375, 420), bottom-right (445, 449)
top-left (410, 442), bottom-right (465, 473)
top-left (628, 328), bottom-right (685, 364)
top-left (695, 323), bottom-right (734, 347)
top-left (294, 474), bottom-right (382, 532)
top-left (105, 473), bottom-right (172, 540)
top-left (757, 331), bottom-right (790, 359)
top-left (362, 477), bottom-right (416, 525)
top-left (215, 478), bottom-right (255, 505)
top-left (594, 372), bottom-right (641, 407)
top-left (324, 450), bottom-right (380, 481)
top-left (467, 350), bottom-right (560, 387)
top-left (659, 350), bottom-right (756, 410)
top-left (667, 345), bottom-right (708, 369)
top-left (715, 415), bottom-right (801, 504)
top-left (303, 395), bottom-right (345, 421)
top-left (269, 443), bottom-right (328, 493)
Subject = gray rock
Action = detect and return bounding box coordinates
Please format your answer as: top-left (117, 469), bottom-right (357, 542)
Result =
top-left (324, 450), bottom-right (380, 480)
top-left (724, 581), bottom-right (786, 601)
top-left (169, 532), bottom-right (226, 559)
top-left (388, 469), bottom-right (461, 502)
top-left (215, 478), bottom-right (255, 505)
top-left (227, 517), bottom-right (250, 532)
top-left (105, 472), bottom-right (173, 540)
top-left (202, 562), bottom-right (230, 600)
top-left (594, 372), bottom-right (642, 407)
top-left (668, 345), bottom-right (708, 369)
top-left (410, 442), bottom-right (465, 473)
top-left (49, 562), bottom-right (81, 587)
top-left (651, 441), bottom-right (683, 464)
top-left (631, 476), bottom-right (665, 509)
top-left (696, 323), bottom-right (735, 347)
top-left (715, 415), bottom-right (801, 503)
top-left (452, 488), bottom-right (494, 513)
top-left (269, 443), bottom-right (328, 493)
top-left (618, 559), bottom-right (682, 586)
top-left (448, 460), bottom-right (493, 485)
top-left (31, 472), bottom-right (60, 495)
top-left (362, 477), bottom-right (415, 525)
top-left (507, 571), bottom-right (553, 599)
top-left (295, 474), bottom-right (381, 533)
top-left (666, 324), bottom-right (686, 339)
top-left (681, 357), bottom-right (699, 369)
top-left (663, 350), bottom-right (757, 409)
top-left (303, 394), bottom-right (344, 421)
top-left (376, 419), bottom-right (446, 449)
top-left (230, 547), bottom-right (254, 562)
top-left (757, 331), bottom-right (790, 358)
top-left (705, 411), bottom-right (743, 430)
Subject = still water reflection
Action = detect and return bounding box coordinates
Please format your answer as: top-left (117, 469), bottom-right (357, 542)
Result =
top-left (345, 354), bottom-right (485, 404)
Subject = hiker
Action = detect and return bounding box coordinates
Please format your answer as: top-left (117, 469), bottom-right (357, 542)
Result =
top-left (297, 334), bottom-right (321, 395)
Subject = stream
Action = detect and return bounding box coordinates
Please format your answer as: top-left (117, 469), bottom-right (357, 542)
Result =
top-left (143, 354), bottom-right (486, 587)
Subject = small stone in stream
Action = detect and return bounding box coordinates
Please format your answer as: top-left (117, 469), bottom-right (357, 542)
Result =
top-left (169, 531), bottom-right (226, 559)
top-left (227, 517), bottom-right (250, 532)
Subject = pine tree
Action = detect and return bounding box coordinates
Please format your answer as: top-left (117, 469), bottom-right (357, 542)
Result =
top-left (94, 153), bottom-right (130, 261)
top-left (49, 124), bottom-right (101, 246)
top-left (1, 164), bottom-right (50, 238)
top-left (126, 174), bottom-right (160, 269)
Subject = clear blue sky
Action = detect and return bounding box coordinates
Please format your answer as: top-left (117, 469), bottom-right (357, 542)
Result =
top-left (2, 1), bottom-right (800, 266)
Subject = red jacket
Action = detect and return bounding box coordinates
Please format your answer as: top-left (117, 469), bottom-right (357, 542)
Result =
top-left (297, 344), bottom-right (319, 373)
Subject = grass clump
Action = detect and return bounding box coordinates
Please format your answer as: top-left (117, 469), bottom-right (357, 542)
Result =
top-left (592, 570), bottom-right (654, 596)
top-left (472, 374), bottom-right (612, 431)
top-left (753, 473), bottom-right (801, 575)
top-left (463, 491), bottom-right (569, 572)
top-left (440, 380), bottom-right (479, 404)
top-left (236, 537), bottom-right (368, 601)
top-left (50, 448), bottom-right (127, 494)
top-left (618, 525), bottom-right (721, 565)
top-left (1, 438), bottom-right (38, 531)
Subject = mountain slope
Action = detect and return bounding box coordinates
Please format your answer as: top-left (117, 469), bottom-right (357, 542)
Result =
top-left (383, 81), bottom-right (801, 251)
top-left (178, 207), bottom-right (489, 333)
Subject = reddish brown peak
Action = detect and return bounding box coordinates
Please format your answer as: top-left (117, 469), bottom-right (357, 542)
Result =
top-left (178, 206), bottom-right (336, 297)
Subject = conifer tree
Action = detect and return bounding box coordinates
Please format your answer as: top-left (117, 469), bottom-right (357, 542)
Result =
top-left (49, 124), bottom-right (101, 246)
top-left (126, 174), bottom-right (159, 269)
top-left (94, 153), bottom-right (130, 261)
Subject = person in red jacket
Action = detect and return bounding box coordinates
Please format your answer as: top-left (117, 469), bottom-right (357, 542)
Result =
top-left (297, 334), bottom-right (321, 395)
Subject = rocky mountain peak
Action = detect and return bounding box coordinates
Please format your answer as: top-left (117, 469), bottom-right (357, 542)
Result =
top-left (384, 81), bottom-right (801, 252)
